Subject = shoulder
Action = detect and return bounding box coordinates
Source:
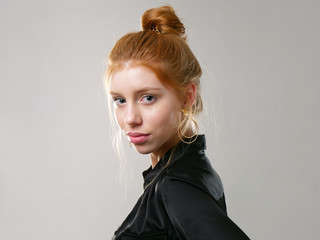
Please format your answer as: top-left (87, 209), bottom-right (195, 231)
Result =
top-left (154, 164), bottom-right (249, 239)
top-left (160, 147), bottom-right (225, 204)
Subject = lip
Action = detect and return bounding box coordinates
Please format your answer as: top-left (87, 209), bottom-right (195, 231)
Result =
top-left (127, 132), bottom-right (150, 144)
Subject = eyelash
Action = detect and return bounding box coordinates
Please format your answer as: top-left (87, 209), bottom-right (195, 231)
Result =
top-left (113, 95), bottom-right (156, 106)
top-left (113, 98), bottom-right (126, 106)
top-left (140, 95), bottom-right (156, 103)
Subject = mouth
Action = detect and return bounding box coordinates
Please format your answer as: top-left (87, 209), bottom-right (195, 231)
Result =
top-left (127, 132), bottom-right (150, 144)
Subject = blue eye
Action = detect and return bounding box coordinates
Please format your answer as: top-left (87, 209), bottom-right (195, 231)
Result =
top-left (114, 98), bottom-right (126, 106)
top-left (141, 95), bottom-right (156, 103)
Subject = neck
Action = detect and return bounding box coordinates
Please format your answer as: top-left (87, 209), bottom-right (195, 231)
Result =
top-left (150, 155), bottom-right (159, 169)
top-left (150, 134), bottom-right (181, 169)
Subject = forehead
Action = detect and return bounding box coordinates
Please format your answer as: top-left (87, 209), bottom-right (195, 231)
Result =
top-left (109, 66), bottom-right (165, 93)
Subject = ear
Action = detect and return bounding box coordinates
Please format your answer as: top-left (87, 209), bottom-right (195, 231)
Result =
top-left (183, 83), bottom-right (197, 108)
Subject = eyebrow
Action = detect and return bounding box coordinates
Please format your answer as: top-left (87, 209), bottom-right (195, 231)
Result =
top-left (109, 87), bottom-right (162, 96)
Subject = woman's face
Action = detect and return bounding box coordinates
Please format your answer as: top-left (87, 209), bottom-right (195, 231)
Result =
top-left (109, 65), bottom-right (183, 161)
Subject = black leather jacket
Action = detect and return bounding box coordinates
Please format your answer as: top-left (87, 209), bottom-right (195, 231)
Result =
top-left (112, 135), bottom-right (249, 239)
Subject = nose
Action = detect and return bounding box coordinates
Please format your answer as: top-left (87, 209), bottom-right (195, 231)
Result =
top-left (124, 104), bottom-right (142, 127)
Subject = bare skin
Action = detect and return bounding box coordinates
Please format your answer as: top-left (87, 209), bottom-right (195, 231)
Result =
top-left (109, 65), bottom-right (196, 168)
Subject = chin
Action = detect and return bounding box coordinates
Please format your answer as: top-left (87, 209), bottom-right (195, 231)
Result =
top-left (133, 145), bottom-right (153, 155)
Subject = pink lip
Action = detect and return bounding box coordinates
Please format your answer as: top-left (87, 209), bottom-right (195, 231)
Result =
top-left (127, 132), bottom-right (150, 144)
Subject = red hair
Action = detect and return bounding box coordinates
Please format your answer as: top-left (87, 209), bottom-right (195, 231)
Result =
top-left (106, 5), bottom-right (203, 115)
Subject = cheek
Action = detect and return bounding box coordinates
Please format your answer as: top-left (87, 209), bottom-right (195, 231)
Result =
top-left (166, 110), bottom-right (181, 127)
top-left (147, 106), bottom-right (181, 130)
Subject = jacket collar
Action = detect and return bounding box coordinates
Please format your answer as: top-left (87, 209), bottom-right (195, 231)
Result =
top-left (142, 134), bottom-right (206, 188)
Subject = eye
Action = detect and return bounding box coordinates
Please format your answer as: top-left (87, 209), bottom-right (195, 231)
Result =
top-left (113, 97), bottom-right (126, 106)
top-left (140, 95), bottom-right (156, 103)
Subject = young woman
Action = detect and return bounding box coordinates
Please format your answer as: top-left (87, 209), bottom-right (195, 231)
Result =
top-left (106, 5), bottom-right (250, 240)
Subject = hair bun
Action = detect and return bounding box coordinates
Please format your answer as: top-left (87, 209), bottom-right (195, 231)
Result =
top-left (141, 5), bottom-right (186, 39)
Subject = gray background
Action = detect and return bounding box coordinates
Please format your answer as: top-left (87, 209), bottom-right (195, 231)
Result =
top-left (1, 0), bottom-right (319, 239)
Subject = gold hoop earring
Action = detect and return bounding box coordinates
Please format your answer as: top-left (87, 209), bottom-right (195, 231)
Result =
top-left (178, 117), bottom-right (199, 144)
top-left (181, 108), bottom-right (188, 115)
